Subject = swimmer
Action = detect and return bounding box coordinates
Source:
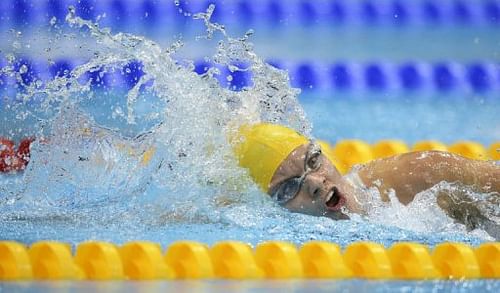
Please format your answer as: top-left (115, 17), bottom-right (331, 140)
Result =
top-left (233, 123), bottom-right (500, 239)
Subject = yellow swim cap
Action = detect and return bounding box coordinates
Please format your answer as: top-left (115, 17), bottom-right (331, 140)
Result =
top-left (232, 123), bottom-right (308, 192)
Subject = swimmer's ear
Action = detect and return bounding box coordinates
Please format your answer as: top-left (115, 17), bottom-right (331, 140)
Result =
top-left (317, 140), bottom-right (346, 174)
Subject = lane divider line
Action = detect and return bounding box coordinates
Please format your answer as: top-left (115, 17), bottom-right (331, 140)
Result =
top-left (1, 58), bottom-right (499, 94)
top-left (1, 240), bottom-right (499, 280)
top-left (1, 138), bottom-right (498, 174)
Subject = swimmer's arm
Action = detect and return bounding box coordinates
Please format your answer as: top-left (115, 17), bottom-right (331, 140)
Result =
top-left (357, 151), bottom-right (500, 205)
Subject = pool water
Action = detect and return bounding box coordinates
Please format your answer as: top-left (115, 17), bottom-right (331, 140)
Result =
top-left (0, 1), bottom-right (499, 290)
top-left (0, 0), bottom-right (498, 243)
top-left (1, 92), bottom-right (497, 246)
top-left (302, 93), bottom-right (499, 146)
top-left (1, 279), bottom-right (500, 293)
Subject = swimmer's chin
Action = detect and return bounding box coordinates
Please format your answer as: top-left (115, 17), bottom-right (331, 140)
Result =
top-left (287, 207), bottom-right (349, 220)
top-left (323, 210), bottom-right (350, 220)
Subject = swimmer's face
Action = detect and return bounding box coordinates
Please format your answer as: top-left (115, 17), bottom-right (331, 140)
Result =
top-left (269, 144), bottom-right (351, 220)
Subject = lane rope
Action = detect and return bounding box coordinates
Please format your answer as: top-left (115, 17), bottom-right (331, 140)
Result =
top-left (0, 240), bottom-right (498, 280)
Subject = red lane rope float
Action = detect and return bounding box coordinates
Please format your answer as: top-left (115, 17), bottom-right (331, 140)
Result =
top-left (0, 137), bottom-right (34, 173)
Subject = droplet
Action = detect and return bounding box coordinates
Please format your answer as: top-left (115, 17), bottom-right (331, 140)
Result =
top-left (19, 64), bottom-right (28, 74)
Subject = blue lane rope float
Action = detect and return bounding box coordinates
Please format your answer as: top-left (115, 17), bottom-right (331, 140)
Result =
top-left (1, 0), bottom-right (500, 29)
top-left (1, 58), bottom-right (499, 94)
top-left (288, 61), bottom-right (499, 93)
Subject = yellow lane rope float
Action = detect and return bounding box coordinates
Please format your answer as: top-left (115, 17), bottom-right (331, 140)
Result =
top-left (1, 241), bottom-right (499, 280)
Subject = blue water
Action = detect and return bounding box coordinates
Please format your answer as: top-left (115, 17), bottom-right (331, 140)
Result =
top-left (1, 87), bottom-right (498, 247)
top-left (302, 93), bottom-right (500, 146)
top-left (0, 92), bottom-right (495, 249)
top-left (1, 279), bottom-right (500, 293)
top-left (0, 2), bottom-right (499, 291)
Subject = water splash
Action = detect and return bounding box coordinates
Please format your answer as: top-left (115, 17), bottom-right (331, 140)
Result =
top-left (361, 180), bottom-right (498, 240)
top-left (1, 4), bottom-right (310, 226)
top-left (0, 4), bottom-right (495, 245)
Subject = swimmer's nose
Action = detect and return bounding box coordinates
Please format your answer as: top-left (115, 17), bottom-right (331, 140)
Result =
top-left (303, 173), bottom-right (328, 199)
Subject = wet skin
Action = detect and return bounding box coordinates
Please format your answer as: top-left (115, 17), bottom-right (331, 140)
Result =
top-left (357, 151), bottom-right (500, 204)
top-left (269, 144), bottom-right (500, 224)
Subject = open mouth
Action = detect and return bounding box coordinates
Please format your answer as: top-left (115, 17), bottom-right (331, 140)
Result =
top-left (325, 186), bottom-right (346, 211)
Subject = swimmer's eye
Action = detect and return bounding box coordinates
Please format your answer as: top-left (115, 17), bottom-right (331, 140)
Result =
top-left (271, 177), bottom-right (302, 205)
top-left (271, 142), bottom-right (322, 205)
top-left (306, 150), bottom-right (321, 171)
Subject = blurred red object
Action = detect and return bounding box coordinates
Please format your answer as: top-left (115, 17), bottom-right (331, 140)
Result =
top-left (0, 137), bottom-right (34, 173)
top-left (0, 137), bottom-right (16, 172)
